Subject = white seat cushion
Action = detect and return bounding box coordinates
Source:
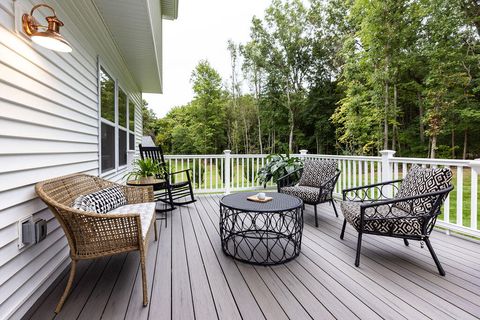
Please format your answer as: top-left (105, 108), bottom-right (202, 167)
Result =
top-left (107, 202), bottom-right (156, 239)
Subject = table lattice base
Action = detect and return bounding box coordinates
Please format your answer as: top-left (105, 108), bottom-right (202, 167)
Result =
top-left (220, 206), bottom-right (303, 265)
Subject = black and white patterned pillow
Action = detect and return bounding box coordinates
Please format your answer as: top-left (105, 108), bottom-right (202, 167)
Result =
top-left (73, 186), bottom-right (127, 214)
top-left (394, 165), bottom-right (452, 214)
top-left (298, 159), bottom-right (337, 188)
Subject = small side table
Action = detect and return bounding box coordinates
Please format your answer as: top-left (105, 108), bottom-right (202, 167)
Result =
top-left (126, 178), bottom-right (174, 227)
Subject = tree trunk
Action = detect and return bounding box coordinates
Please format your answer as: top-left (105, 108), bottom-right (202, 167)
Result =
top-left (392, 83), bottom-right (397, 150)
top-left (418, 93), bottom-right (425, 144)
top-left (384, 80), bottom-right (389, 150)
top-left (431, 135), bottom-right (437, 159)
top-left (286, 89), bottom-right (294, 154)
top-left (451, 129), bottom-right (455, 159)
top-left (463, 129), bottom-right (468, 159)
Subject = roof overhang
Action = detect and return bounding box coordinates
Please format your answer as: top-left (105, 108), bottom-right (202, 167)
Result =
top-left (92, 0), bottom-right (178, 93)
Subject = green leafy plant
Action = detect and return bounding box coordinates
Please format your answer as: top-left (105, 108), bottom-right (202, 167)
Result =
top-left (124, 158), bottom-right (167, 181)
top-left (257, 154), bottom-right (303, 187)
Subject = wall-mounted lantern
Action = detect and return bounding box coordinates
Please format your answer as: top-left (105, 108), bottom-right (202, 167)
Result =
top-left (22, 4), bottom-right (72, 53)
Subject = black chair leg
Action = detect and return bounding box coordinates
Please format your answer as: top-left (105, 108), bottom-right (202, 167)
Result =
top-left (314, 205), bottom-right (318, 227)
top-left (403, 239), bottom-right (409, 246)
top-left (355, 232), bottom-right (363, 267)
top-left (425, 238), bottom-right (445, 276)
top-left (331, 199), bottom-right (339, 217)
top-left (340, 219), bottom-right (347, 239)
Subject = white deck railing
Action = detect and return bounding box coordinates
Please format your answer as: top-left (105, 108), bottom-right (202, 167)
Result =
top-left (164, 150), bottom-right (480, 238)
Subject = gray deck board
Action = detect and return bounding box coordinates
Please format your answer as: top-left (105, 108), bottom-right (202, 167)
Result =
top-left (26, 194), bottom-right (480, 320)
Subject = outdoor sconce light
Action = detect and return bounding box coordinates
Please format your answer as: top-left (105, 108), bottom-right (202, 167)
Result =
top-left (22, 4), bottom-right (72, 53)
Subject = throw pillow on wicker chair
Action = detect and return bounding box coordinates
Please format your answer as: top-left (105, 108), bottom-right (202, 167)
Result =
top-left (73, 185), bottom-right (127, 213)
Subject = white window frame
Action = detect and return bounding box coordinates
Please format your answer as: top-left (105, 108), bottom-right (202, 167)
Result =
top-left (127, 97), bottom-right (137, 151)
top-left (98, 60), bottom-right (130, 176)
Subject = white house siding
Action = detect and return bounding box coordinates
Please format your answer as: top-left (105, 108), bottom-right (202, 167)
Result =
top-left (0, 1), bottom-right (146, 319)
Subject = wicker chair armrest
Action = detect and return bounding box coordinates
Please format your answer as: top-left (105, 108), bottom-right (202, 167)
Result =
top-left (123, 185), bottom-right (154, 204)
top-left (342, 179), bottom-right (403, 201)
top-left (64, 209), bottom-right (142, 258)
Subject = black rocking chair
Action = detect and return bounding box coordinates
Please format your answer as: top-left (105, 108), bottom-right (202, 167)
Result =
top-left (340, 165), bottom-right (453, 275)
top-left (278, 159), bottom-right (341, 227)
top-left (139, 144), bottom-right (196, 208)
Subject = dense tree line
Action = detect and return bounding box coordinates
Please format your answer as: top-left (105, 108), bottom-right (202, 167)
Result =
top-left (145, 0), bottom-right (480, 159)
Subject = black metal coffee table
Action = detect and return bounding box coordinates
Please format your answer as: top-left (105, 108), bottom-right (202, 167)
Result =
top-left (219, 192), bottom-right (303, 265)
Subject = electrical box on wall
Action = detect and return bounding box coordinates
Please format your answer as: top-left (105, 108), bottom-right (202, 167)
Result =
top-left (35, 219), bottom-right (47, 243)
top-left (18, 217), bottom-right (48, 249)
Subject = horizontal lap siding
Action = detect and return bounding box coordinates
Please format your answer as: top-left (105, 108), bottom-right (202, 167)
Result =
top-left (0, 1), bottom-right (143, 319)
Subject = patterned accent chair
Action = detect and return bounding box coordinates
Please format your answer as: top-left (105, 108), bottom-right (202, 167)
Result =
top-left (340, 165), bottom-right (453, 275)
top-left (278, 159), bottom-right (341, 227)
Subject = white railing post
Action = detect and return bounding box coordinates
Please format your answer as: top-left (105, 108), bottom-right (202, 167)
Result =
top-left (380, 150), bottom-right (396, 197)
top-left (299, 149), bottom-right (308, 160)
top-left (469, 159), bottom-right (480, 230)
top-left (224, 150), bottom-right (231, 194)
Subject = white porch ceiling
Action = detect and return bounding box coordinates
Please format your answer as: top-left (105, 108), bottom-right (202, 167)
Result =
top-left (92, 0), bottom-right (178, 93)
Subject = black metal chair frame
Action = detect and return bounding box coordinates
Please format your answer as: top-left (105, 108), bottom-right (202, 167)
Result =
top-left (341, 180), bottom-right (453, 276)
top-left (139, 144), bottom-right (196, 208)
top-left (277, 167), bottom-right (341, 227)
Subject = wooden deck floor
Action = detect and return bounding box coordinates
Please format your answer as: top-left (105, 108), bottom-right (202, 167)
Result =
top-left (25, 194), bottom-right (480, 320)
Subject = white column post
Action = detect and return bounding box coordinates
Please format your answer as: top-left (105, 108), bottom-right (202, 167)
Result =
top-left (469, 159), bottom-right (480, 230)
top-left (224, 150), bottom-right (231, 194)
top-left (380, 150), bottom-right (396, 197)
top-left (299, 149), bottom-right (308, 160)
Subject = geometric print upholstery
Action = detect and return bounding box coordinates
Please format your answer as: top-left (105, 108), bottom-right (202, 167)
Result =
top-left (298, 159), bottom-right (337, 188)
top-left (340, 201), bottom-right (423, 235)
top-left (394, 165), bottom-right (452, 215)
top-left (73, 185), bottom-right (127, 214)
top-left (280, 185), bottom-right (329, 204)
top-left (107, 202), bottom-right (156, 239)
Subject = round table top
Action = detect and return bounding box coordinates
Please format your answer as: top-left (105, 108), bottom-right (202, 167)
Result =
top-left (220, 192), bottom-right (302, 212)
top-left (126, 178), bottom-right (166, 187)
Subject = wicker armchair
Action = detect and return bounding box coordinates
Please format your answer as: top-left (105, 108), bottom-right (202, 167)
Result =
top-left (278, 159), bottom-right (341, 227)
top-left (340, 165), bottom-right (453, 275)
top-left (35, 174), bottom-right (157, 313)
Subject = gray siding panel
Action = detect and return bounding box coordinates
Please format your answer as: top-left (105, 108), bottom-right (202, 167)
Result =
top-left (0, 1), bottom-right (145, 319)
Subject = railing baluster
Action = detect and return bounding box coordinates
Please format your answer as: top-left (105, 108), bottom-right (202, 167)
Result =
top-left (352, 160), bottom-right (357, 188)
top-left (471, 166), bottom-right (478, 230)
top-left (364, 160), bottom-right (368, 186)
top-left (444, 165), bottom-right (450, 226)
top-left (358, 160), bottom-right (362, 187)
top-left (204, 158), bottom-right (207, 191)
top-left (456, 167), bottom-right (463, 226)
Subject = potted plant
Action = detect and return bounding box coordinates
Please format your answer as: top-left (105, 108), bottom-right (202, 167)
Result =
top-left (257, 153), bottom-right (303, 187)
top-left (125, 158), bottom-right (166, 183)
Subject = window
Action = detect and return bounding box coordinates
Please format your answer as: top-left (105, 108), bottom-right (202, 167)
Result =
top-left (128, 101), bottom-right (136, 151)
top-left (100, 68), bottom-right (115, 173)
top-left (118, 89), bottom-right (127, 166)
top-left (99, 65), bottom-right (136, 173)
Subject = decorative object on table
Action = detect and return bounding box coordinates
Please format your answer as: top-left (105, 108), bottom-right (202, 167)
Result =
top-left (257, 153), bottom-right (303, 187)
top-left (124, 158), bottom-right (166, 184)
top-left (340, 165), bottom-right (453, 275)
top-left (220, 192), bottom-right (303, 265)
top-left (140, 142), bottom-right (196, 207)
top-left (35, 174), bottom-right (157, 313)
top-left (247, 193), bottom-right (273, 203)
top-left (278, 159), bottom-right (341, 227)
